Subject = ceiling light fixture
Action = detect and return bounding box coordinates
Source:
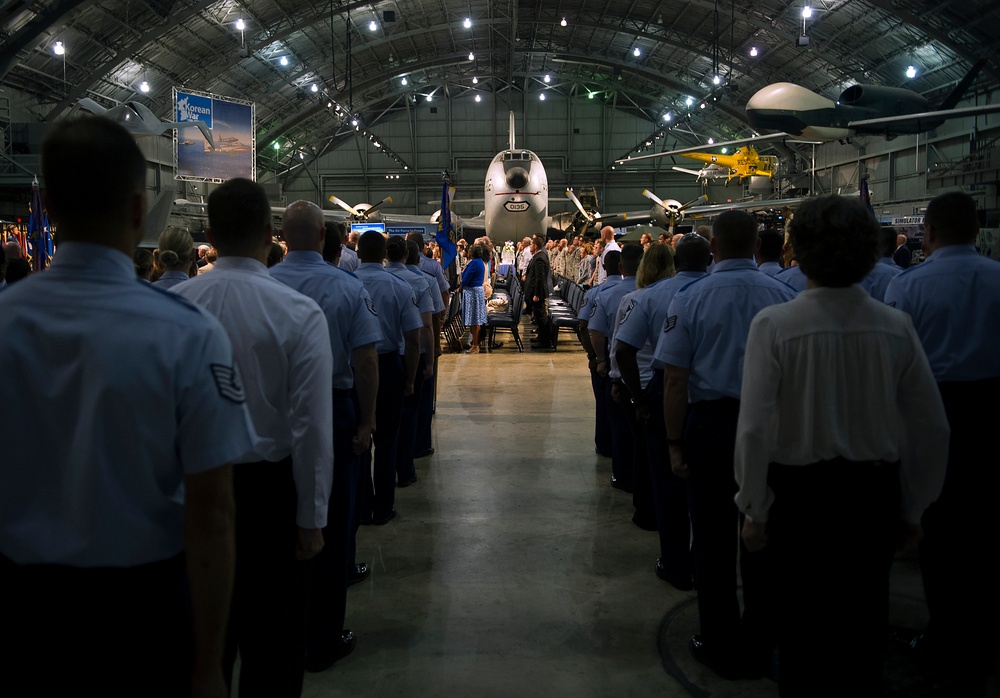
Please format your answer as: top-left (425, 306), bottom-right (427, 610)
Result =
top-left (139, 80), bottom-right (150, 93)
top-left (472, 76), bottom-right (479, 84)
top-left (468, 52), bottom-right (475, 60)
top-left (539, 93), bottom-right (546, 100)
top-left (685, 96), bottom-right (694, 106)
top-left (906, 65), bottom-right (917, 78)
top-left (663, 113), bottom-right (671, 121)
top-left (369, 20), bottom-right (378, 31)
top-left (427, 94), bottom-right (433, 102)
top-left (750, 46), bottom-right (758, 57)
top-left (633, 47), bottom-right (640, 57)
top-left (802, 6), bottom-right (812, 18)
top-left (721, 147), bottom-right (728, 153)
top-left (588, 92), bottom-right (595, 99)
top-left (236, 18), bottom-right (245, 31)
top-left (53, 41), bottom-right (65, 55)
top-left (708, 138), bottom-right (715, 144)
top-left (280, 56), bottom-right (289, 66)
top-left (700, 103), bottom-right (706, 109)
top-left (475, 94), bottom-right (481, 102)
top-left (543, 74), bottom-right (551, 83)
top-left (401, 77), bottom-right (408, 85)
top-left (561, 17), bottom-right (568, 27)
top-left (351, 118), bottom-right (358, 126)
top-left (273, 142), bottom-right (280, 151)
top-left (311, 83), bottom-right (318, 92)
top-left (464, 17), bottom-right (471, 28)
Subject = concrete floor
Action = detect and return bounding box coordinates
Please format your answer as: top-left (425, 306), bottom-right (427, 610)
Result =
top-left (302, 340), bottom-right (992, 698)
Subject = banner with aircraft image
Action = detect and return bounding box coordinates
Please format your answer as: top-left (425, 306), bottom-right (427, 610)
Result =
top-left (174, 88), bottom-right (255, 182)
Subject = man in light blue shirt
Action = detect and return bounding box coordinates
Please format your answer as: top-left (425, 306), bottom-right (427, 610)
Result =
top-left (885, 191), bottom-right (1000, 689)
top-left (860, 226), bottom-right (903, 302)
top-left (754, 228), bottom-right (784, 277)
top-left (655, 210), bottom-right (795, 680)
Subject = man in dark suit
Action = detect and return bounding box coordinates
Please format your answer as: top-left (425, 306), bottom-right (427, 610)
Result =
top-left (524, 234), bottom-right (552, 351)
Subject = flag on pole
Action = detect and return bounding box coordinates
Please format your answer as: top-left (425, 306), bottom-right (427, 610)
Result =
top-left (28, 178), bottom-right (52, 272)
top-left (860, 175), bottom-right (874, 215)
top-left (436, 178), bottom-right (458, 269)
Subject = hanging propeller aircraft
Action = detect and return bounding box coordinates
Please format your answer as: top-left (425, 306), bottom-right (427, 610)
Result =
top-left (327, 195), bottom-right (395, 222)
top-left (674, 146), bottom-right (778, 185)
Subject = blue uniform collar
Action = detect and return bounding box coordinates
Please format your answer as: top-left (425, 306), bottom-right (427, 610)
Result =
top-left (50, 241), bottom-right (136, 280)
top-left (926, 244), bottom-right (978, 261)
top-left (711, 258), bottom-right (758, 272)
top-left (386, 262), bottom-right (407, 271)
top-left (283, 250), bottom-right (325, 265)
top-left (213, 256), bottom-right (269, 274)
top-left (878, 257), bottom-right (897, 267)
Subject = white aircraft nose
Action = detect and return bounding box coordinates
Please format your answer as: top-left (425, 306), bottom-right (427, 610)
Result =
top-left (746, 82), bottom-right (835, 112)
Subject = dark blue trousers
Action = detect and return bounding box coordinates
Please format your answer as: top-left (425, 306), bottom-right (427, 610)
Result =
top-left (358, 353), bottom-right (404, 522)
top-left (605, 377), bottom-right (634, 490)
top-left (644, 372), bottom-right (692, 581)
top-left (396, 354), bottom-right (426, 484)
top-left (415, 356), bottom-right (435, 454)
top-left (307, 390), bottom-right (358, 660)
top-left (591, 366), bottom-right (612, 456)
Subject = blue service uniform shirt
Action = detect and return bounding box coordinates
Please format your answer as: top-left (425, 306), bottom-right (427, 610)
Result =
top-left (758, 261), bottom-right (783, 277)
top-left (354, 262), bottom-right (423, 355)
top-left (775, 264), bottom-right (808, 293)
top-left (860, 257), bottom-right (903, 302)
top-left (152, 270), bottom-right (191, 290)
top-left (412, 264), bottom-right (446, 313)
top-left (270, 251), bottom-right (384, 389)
top-left (0, 242), bottom-right (258, 566)
top-left (418, 254), bottom-right (450, 295)
top-left (654, 258), bottom-right (797, 402)
top-left (589, 277), bottom-right (637, 337)
top-left (615, 271), bottom-right (708, 380)
top-left (885, 244), bottom-right (1000, 382)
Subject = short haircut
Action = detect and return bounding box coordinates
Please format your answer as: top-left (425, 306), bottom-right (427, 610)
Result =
top-left (531, 235), bottom-right (545, 249)
top-left (386, 234), bottom-right (408, 262)
top-left (695, 225), bottom-right (712, 241)
top-left (675, 233), bottom-right (712, 272)
top-left (42, 116), bottom-right (146, 234)
top-left (322, 222), bottom-right (342, 263)
top-left (207, 178), bottom-right (271, 253)
top-left (156, 226), bottom-right (194, 269)
top-left (757, 228), bottom-right (784, 263)
top-left (620, 243), bottom-right (643, 275)
top-left (636, 242), bottom-right (674, 288)
top-left (603, 249), bottom-right (621, 273)
top-left (926, 191), bottom-right (978, 245)
top-left (406, 240), bottom-right (422, 265)
top-left (789, 195), bottom-right (879, 287)
top-left (712, 210), bottom-right (758, 258)
top-left (357, 230), bottom-right (387, 263)
top-left (405, 231), bottom-right (427, 251)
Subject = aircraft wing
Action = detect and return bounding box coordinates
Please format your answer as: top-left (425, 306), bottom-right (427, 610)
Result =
top-left (672, 167), bottom-right (710, 177)
top-left (616, 133), bottom-right (794, 163)
top-left (685, 196), bottom-right (805, 217)
top-left (846, 103), bottom-right (1000, 130)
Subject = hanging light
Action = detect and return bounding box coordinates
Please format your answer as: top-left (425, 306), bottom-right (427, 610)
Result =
top-left (539, 92), bottom-right (546, 101)
top-left (801, 6), bottom-right (812, 18)
top-left (633, 47), bottom-right (640, 57)
top-left (708, 138), bottom-right (715, 144)
top-left (685, 96), bottom-right (694, 106)
top-left (468, 51), bottom-right (475, 61)
top-left (299, 152), bottom-right (305, 160)
top-left (401, 77), bottom-right (408, 85)
top-left (280, 56), bottom-right (289, 66)
top-left (273, 142), bottom-right (280, 151)
top-left (426, 94), bottom-right (433, 102)
top-left (236, 18), bottom-right (245, 31)
top-left (906, 65), bottom-right (917, 79)
top-left (588, 91), bottom-right (595, 99)
top-left (750, 46), bottom-right (758, 57)
top-left (561, 17), bottom-right (567, 27)
top-left (139, 81), bottom-right (150, 93)
top-left (311, 84), bottom-right (318, 92)
top-left (475, 94), bottom-right (481, 102)
top-left (721, 147), bottom-right (728, 153)
top-left (351, 118), bottom-right (358, 126)
top-left (712, 75), bottom-right (721, 85)
top-left (472, 76), bottom-right (479, 84)
top-left (663, 113), bottom-right (671, 122)
top-left (53, 41), bottom-right (65, 55)
top-left (369, 19), bottom-right (378, 31)
top-left (700, 103), bottom-right (706, 109)
top-left (543, 74), bottom-right (551, 83)
top-left (464, 17), bottom-right (472, 28)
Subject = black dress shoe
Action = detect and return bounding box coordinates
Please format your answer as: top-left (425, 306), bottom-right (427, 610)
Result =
top-left (655, 558), bottom-right (694, 591)
top-left (397, 475), bottom-right (418, 488)
top-left (348, 563), bottom-right (370, 586)
top-left (415, 448), bottom-right (435, 458)
top-left (372, 510), bottom-right (397, 525)
top-left (305, 630), bottom-right (357, 673)
top-left (688, 635), bottom-right (741, 680)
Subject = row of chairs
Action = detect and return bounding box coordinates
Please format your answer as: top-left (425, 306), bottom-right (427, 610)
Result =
top-left (485, 274), bottom-right (525, 352)
top-left (547, 276), bottom-right (588, 349)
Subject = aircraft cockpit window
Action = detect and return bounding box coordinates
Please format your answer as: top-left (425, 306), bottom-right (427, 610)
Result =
top-left (502, 151), bottom-right (531, 161)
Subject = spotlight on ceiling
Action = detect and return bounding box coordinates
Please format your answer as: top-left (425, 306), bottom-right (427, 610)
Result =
top-left (464, 17), bottom-right (471, 28)
top-left (401, 77), bottom-right (408, 85)
top-left (750, 46), bottom-right (758, 57)
top-left (273, 142), bottom-right (280, 151)
top-left (633, 47), bottom-right (640, 57)
top-left (801, 6), bottom-right (812, 18)
top-left (475, 94), bottom-right (481, 102)
top-left (700, 103), bottom-right (706, 109)
top-left (543, 74), bottom-right (551, 83)
top-left (236, 18), bottom-right (245, 31)
top-left (561, 17), bottom-right (567, 27)
top-left (588, 91), bottom-right (595, 99)
top-left (426, 94), bottom-right (433, 102)
top-left (351, 118), bottom-right (358, 126)
top-left (280, 56), bottom-right (289, 66)
top-left (685, 96), bottom-right (694, 106)
top-left (311, 83), bottom-right (318, 92)
top-left (139, 81), bottom-right (150, 93)
top-left (663, 113), bottom-right (671, 122)
top-left (53, 41), bottom-right (65, 55)
top-left (906, 65), bottom-right (917, 78)
top-left (472, 76), bottom-right (479, 84)
top-left (539, 93), bottom-right (546, 101)
top-left (369, 20), bottom-right (378, 31)
top-left (708, 138), bottom-right (715, 144)
top-left (712, 75), bottom-right (721, 85)
top-left (721, 147), bottom-right (728, 153)
top-left (468, 52), bottom-right (475, 61)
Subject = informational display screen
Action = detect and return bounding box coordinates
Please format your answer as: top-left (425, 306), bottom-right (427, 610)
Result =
top-left (174, 88), bottom-right (255, 183)
top-left (351, 222), bottom-right (386, 235)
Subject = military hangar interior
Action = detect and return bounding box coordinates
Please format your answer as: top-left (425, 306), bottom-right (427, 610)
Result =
top-left (2, 2), bottom-right (999, 697)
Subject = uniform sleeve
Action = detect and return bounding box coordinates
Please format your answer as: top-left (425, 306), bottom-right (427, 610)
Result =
top-left (288, 305), bottom-right (335, 529)
top-left (896, 318), bottom-right (949, 524)
top-left (399, 287), bottom-right (424, 333)
top-left (883, 275), bottom-right (908, 313)
top-left (652, 294), bottom-right (693, 369)
top-left (577, 288), bottom-right (597, 322)
top-left (177, 319), bottom-right (260, 475)
top-left (733, 314), bottom-right (780, 522)
top-left (615, 294), bottom-right (649, 350)
top-left (432, 263), bottom-right (449, 294)
top-left (588, 292), bottom-right (612, 334)
top-left (347, 286), bottom-right (384, 350)
top-left (416, 280), bottom-right (436, 314)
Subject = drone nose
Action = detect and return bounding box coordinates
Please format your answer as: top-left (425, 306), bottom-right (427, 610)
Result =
top-left (506, 168), bottom-right (529, 190)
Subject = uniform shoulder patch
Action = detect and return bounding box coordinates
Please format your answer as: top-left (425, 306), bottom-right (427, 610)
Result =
top-left (620, 299), bottom-right (636, 325)
top-left (589, 303), bottom-right (598, 319)
top-left (663, 315), bottom-right (677, 333)
top-left (365, 298), bottom-right (379, 316)
top-left (210, 364), bottom-right (246, 404)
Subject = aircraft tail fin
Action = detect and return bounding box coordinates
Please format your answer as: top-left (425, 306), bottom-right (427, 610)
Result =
top-left (508, 111), bottom-right (516, 150)
top-left (939, 58), bottom-right (986, 111)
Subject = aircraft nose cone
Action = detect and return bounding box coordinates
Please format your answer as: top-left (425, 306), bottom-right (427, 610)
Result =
top-left (506, 168), bottom-right (529, 190)
top-left (746, 82), bottom-right (835, 112)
